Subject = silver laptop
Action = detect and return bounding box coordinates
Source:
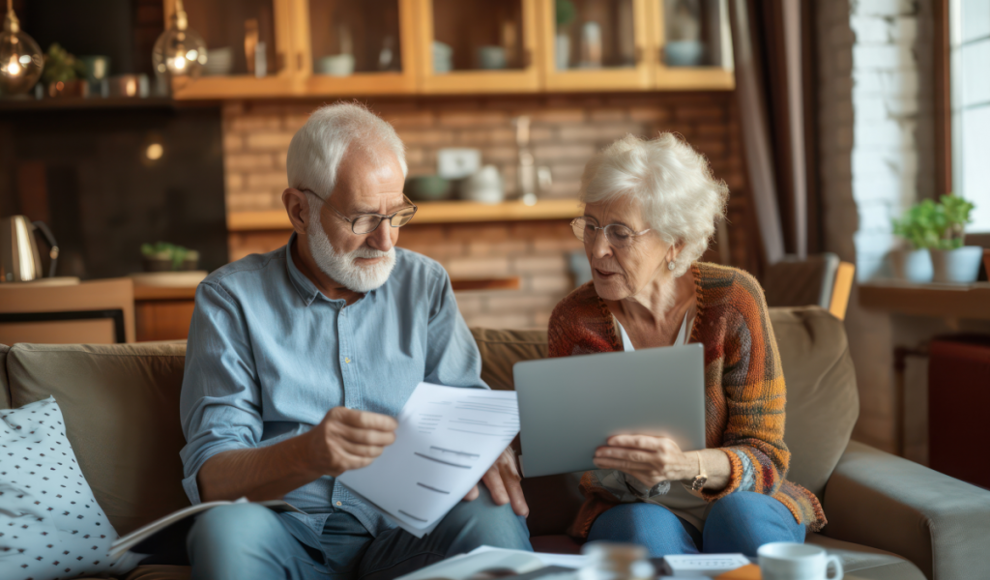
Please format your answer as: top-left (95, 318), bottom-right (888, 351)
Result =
top-left (513, 344), bottom-right (706, 478)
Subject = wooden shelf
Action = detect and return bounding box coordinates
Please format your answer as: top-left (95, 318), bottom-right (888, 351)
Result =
top-left (227, 198), bottom-right (583, 231)
top-left (0, 96), bottom-right (180, 112)
top-left (859, 281), bottom-right (990, 320)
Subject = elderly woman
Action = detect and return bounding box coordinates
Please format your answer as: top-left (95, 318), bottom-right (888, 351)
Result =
top-left (548, 134), bottom-right (825, 557)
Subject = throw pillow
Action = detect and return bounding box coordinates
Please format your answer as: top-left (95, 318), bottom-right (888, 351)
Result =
top-left (0, 397), bottom-right (142, 580)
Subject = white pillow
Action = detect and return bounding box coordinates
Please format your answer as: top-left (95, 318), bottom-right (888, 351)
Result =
top-left (0, 397), bottom-right (142, 580)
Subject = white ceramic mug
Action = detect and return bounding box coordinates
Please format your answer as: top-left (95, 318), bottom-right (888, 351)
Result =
top-left (758, 542), bottom-right (843, 580)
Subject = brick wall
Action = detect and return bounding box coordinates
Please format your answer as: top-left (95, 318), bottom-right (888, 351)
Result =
top-left (817, 0), bottom-right (935, 453)
top-left (224, 92), bottom-right (750, 329)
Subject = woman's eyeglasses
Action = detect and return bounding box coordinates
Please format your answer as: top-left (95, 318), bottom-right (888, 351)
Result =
top-left (570, 217), bottom-right (651, 249)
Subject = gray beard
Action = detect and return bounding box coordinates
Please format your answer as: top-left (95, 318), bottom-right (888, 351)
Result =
top-left (307, 203), bottom-right (396, 293)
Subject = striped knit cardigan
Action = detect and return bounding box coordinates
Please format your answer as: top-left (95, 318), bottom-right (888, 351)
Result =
top-left (547, 261), bottom-right (826, 537)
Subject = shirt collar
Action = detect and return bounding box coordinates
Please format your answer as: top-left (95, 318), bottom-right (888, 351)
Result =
top-left (284, 232), bottom-right (326, 306)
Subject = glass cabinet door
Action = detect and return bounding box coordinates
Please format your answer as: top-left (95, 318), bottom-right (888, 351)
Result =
top-left (415, 0), bottom-right (540, 93)
top-left (166, 0), bottom-right (297, 98)
top-left (540, 0), bottom-right (653, 91)
top-left (652, 0), bottom-right (734, 89)
top-left (301, 0), bottom-right (417, 94)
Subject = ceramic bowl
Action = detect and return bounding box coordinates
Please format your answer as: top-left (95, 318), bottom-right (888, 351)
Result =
top-left (665, 41), bottom-right (705, 67)
top-left (405, 175), bottom-right (452, 202)
top-left (477, 46), bottom-right (507, 69)
top-left (203, 47), bottom-right (233, 76)
top-left (317, 54), bottom-right (355, 76)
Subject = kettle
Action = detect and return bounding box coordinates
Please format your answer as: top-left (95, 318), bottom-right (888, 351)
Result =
top-left (0, 216), bottom-right (59, 283)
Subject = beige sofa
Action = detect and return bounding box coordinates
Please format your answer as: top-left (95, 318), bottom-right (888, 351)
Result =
top-left (2, 306), bottom-right (988, 580)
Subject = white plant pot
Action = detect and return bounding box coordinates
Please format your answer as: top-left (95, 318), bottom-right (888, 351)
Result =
top-left (888, 248), bottom-right (933, 283)
top-left (929, 246), bottom-right (983, 283)
top-left (555, 34), bottom-right (570, 71)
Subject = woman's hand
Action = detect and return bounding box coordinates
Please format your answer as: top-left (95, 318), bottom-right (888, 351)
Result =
top-left (593, 434), bottom-right (696, 489)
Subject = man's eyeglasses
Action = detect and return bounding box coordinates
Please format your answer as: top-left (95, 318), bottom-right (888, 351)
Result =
top-left (570, 216), bottom-right (651, 249)
top-left (303, 189), bottom-right (418, 235)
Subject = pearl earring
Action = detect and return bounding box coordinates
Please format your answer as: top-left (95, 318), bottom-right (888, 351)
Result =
top-left (668, 260), bottom-right (676, 271)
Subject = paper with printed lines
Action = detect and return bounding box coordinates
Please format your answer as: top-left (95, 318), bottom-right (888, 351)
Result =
top-left (337, 382), bottom-right (519, 537)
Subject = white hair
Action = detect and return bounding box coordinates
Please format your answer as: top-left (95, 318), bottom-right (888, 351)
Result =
top-left (579, 133), bottom-right (728, 277)
top-left (287, 102), bottom-right (408, 200)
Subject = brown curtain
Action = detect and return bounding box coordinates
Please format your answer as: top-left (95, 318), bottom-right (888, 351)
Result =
top-left (729, 0), bottom-right (820, 266)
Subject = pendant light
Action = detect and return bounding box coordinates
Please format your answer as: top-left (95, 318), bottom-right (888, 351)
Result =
top-left (152, 0), bottom-right (207, 79)
top-left (0, 0), bottom-right (43, 95)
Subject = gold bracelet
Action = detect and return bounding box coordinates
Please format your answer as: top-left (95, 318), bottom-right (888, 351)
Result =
top-left (690, 451), bottom-right (708, 491)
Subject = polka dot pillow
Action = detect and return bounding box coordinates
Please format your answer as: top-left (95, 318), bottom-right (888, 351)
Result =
top-left (0, 397), bottom-right (142, 580)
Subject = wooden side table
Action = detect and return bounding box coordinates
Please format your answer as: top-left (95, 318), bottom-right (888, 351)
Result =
top-left (134, 285), bottom-right (197, 342)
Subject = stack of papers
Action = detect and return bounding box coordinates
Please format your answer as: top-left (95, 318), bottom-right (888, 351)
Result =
top-left (338, 383), bottom-right (521, 537)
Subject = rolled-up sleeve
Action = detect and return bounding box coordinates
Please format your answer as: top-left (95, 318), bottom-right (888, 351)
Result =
top-left (179, 281), bottom-right (263, 504)
top-left (422, 265), bottom-right (487, 390)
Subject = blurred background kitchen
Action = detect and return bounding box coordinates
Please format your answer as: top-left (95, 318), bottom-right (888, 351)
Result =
top-left (2, 0), bottom-right (990, 487)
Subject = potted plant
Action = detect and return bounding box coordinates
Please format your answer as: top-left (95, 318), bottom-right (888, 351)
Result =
top-left (928, 194), bottom-right (981, 283)
top-left (555, 0), bottom-right (576, 71)
top-left (42, 43), bottom-right (89, 98)
top-left (141, 242), bottom-right (199, 272)
top-left (890, 199), bottom-right (938, 282)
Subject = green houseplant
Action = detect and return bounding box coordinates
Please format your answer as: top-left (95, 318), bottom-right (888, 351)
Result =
top-left (42, 43), bottom-right (88, 98)
top-left (891, 195), bottom-right (980, 283)
top-left (890, 199), bottom-right (939, 282)
top-left (928, 194), bottom-right (981, 283)
top-left (141, 242), bottom-right (199, 272)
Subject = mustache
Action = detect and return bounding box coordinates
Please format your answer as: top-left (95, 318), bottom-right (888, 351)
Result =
top-left (350, 247), bottom-right (394, 259)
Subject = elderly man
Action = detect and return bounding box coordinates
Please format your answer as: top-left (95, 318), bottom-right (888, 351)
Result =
top-left (179, 103), bottom-right (531, 580)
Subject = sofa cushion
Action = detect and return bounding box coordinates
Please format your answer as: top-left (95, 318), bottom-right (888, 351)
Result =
top-left (6, 342), bottom-right (190, 537)
top-left (471, 328), bottom-right (547, 391)
top-left (0, 396), bottom-right (143, 579)
top-left (770, 307), bottom-right (859, 502)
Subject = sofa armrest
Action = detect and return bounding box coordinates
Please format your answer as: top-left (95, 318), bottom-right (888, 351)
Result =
top-left (822, 440), bottom-right (990, 580)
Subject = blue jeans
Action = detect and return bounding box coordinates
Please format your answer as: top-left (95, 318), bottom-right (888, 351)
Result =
top-left (586, 492), bottom-right (806, 557)
top-left (186, 486), bottom-right (532, 580)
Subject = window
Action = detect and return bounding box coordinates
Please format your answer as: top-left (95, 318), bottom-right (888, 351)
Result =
top-left (950, 0), bottom-right (990, 232)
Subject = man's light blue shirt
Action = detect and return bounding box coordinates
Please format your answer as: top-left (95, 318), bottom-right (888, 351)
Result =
top-left (179, 233), bottom-right (487, 540)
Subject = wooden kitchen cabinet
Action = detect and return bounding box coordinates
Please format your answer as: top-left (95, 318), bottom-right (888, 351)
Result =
top-left (414, 0), bottom-right (541, 93)
top-left (295, 0), bottom-right (419, 95)
top-left (650, 0), bottom-right (734, 90)
top-left (163, 0), bottom-right (732, 99)
top-left (164, 0), bottom-right (300, 99)
top-left (538, 0), bottom-right (654, 92)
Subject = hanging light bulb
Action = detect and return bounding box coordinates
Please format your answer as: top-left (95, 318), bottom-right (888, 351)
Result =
top-left (152, 0), bottom-right (207, 79)
top-left (0, 0), bottom-right (43, 95)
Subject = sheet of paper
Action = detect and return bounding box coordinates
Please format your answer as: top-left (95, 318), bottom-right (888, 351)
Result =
top-left (337, 382), bottom-right (519, 537)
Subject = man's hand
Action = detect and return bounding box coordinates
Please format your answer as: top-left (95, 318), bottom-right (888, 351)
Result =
top-left (307, 406), bottom-right (398, 478)
top-left (592, 434), bottom-right (695, 489)
top-left (463, 447), bottom-right (529, 517)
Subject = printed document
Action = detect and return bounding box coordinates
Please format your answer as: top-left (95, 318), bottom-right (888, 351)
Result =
top-left (337, 382), bottom-right (519, 537)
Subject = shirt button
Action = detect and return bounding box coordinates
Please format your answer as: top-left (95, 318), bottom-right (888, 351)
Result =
top-left (344, 357), bottom-right (351, 364)
top-left (336, 501), bottom-right (342, 507)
